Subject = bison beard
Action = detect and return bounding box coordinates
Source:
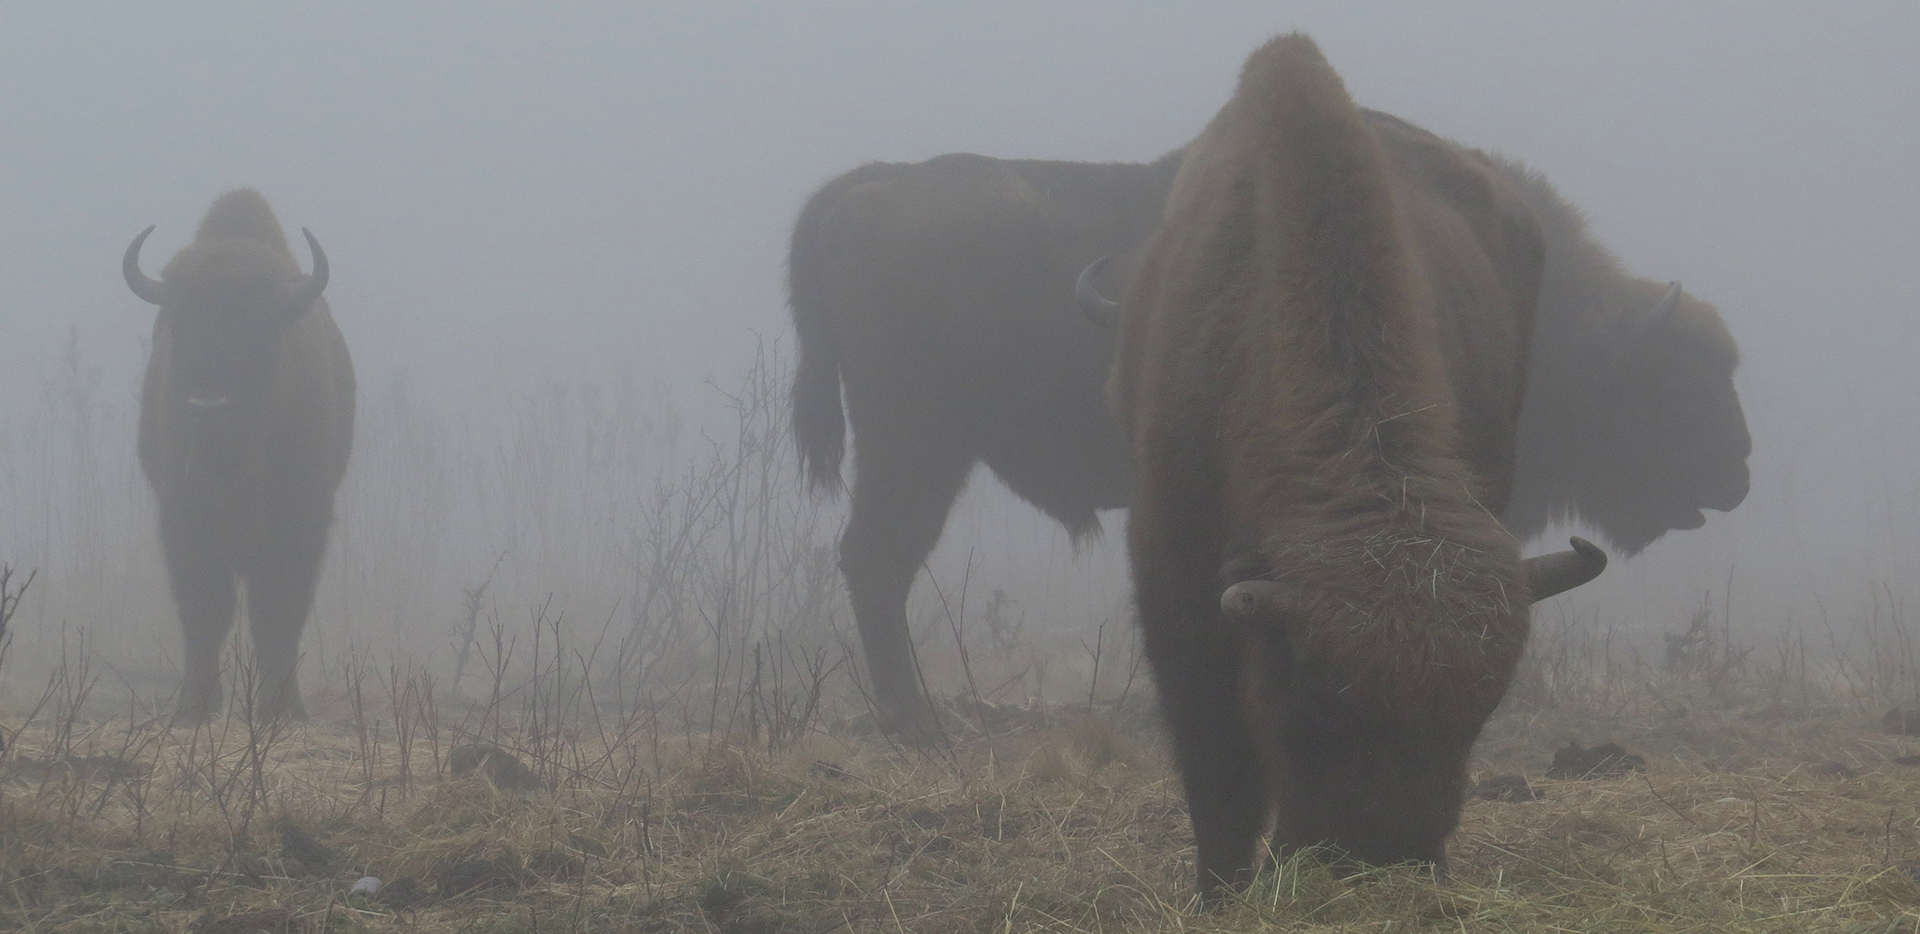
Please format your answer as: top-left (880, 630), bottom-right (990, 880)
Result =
top-left (1112, 35), bottom-right (1603, 901)
top-left (127, 189), bottom-right (355, 724)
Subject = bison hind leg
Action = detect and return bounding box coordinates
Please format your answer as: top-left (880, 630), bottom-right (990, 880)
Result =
top-left (838, 424), bottom-right (975, 742)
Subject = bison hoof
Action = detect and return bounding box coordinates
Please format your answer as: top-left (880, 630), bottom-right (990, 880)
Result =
top-left (173, 690), bottom-right (221, 728)
top-left (258, 698), bottom-right (310, 724)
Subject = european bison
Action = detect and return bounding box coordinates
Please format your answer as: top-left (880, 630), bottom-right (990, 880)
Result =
top-left (789, 152), bottom-right (1179, 737)
top-left (126, 189), bottom-right (355, 723)
top-left (1112, 35), bottom-right (1603, 898)
top-left (789, 116), bottom-right (1745, 742)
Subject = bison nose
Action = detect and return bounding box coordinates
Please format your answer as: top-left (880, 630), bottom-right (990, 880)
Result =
top-left (1704, 462), bottom-right (1750, 512)
top-left (186, 396), bottom-right (232, 411)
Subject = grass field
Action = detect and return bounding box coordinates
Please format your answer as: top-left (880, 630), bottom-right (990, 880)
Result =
top-left (6, 607), bottom-right (1920, 934)
top-left (4, 350), bottom-right (1917, 932)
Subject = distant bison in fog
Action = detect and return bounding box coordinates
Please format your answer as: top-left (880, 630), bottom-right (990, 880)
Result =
top-left (125, 189), bottom-right (355, 723)
top-left (1115, 34), bottom-right (1604, 898)
top-left (789, 102), bottom-right (1747, 741)
top-left (787, 148), bottom-right (1180, 737)
top-left (1497, 161), bottom-right (1750, 551)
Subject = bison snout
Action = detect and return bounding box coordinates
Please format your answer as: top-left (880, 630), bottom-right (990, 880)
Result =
top-left (1703, 462), bottom-right (1750, 512)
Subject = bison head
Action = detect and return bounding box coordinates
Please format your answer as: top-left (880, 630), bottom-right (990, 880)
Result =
top-left (1218, 538), bottom-right (1605, 866)
top-left (1508, 282), bottom-right (1751, 554)
top-left (127, 224), bottom-right (329, 472)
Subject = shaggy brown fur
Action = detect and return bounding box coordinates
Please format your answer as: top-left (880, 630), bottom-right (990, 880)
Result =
top-left (1113, 35), bottom-right (1567, 899)
top-left (1496, 159), bottom-right (1750, 552)
top-left (789, 115), bottom-right (1745, 743)
top-left (788, 151), bottom-right (1179, 736)
top-left (131, 189), bottom-right (355, 723)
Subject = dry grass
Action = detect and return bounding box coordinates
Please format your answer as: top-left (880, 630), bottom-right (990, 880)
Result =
top-left (6, 348), bottom-right (1919, 931)
top-left (6, 641), bottom-right (1920, 934)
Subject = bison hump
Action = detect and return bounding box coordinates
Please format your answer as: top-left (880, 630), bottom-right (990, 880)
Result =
top-left (194, 188), bottom-right (292, 254)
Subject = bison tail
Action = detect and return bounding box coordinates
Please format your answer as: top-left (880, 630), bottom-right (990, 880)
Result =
top-left (788, 182), bottom-right (849, 495)
top-left (790, 315), bottom-right (846, 495)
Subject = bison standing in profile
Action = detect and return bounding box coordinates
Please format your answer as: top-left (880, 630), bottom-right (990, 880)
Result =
top-left (125, 189), bottom-right (355, 724)
top-left (789, 151), bottom-right (1180, 737)
top-left (1113, 35), bottom-right (1604, 899)
top-left (789, 111), bottom-right (1747, 742)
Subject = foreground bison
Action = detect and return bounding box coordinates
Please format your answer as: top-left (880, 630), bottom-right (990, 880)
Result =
top-left (1114, 35), bottom-right (1604, 898)
top-left (126, 190), bottom-right (355, 723)
top-left (790, 103), bottom-right (1745, 741)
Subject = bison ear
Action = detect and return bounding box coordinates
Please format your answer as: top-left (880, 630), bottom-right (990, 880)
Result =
top-left (1221, 579), bottom-right (1304, 625)
top-left (1522, 537), bottom-right (1608, 603)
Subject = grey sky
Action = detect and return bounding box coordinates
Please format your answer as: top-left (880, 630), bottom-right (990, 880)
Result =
top-left (0, 2), bottom-right (1915, 657)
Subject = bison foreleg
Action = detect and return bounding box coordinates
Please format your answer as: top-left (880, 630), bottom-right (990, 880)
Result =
top-left (160, 532), bottom-right (237, 726)
top-left (1149, 630), bottom-right (1269, 906)
top-left (242, 506), bottom-right (330, 723)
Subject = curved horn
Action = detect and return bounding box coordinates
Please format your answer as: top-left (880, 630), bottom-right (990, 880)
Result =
top-left (1523, 536), bottom-right (1608, 603)
top-left (1221, 579), bottom-right (1302, 623)
top-left (123, 225), bottom-right (166, 305)
top-left (1624, 281), bottom-right (1682, 341)
top-left (1074, 256), bottom-right (1120, 329)
top-left (275, 227), bottom-right (330, 310)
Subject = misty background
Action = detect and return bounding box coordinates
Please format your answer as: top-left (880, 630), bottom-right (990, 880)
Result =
top-left (0, 2), bottom-right (1914, 701)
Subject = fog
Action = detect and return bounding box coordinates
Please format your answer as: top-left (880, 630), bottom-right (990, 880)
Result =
top-left (0, 2), bottom-right (1915, 702)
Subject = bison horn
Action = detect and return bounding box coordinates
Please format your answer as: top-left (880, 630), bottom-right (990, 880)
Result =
top-left (275, 228), bottom-right (330, 310)
top-left (1624, 281), bottom-right (1682, 342)
top-left (123, 225), bottom-right (166, 305)
top-left (1522, 536), bottom-right (1608, 603)
top-left (1220, 579), bottom-right (1302, 623)
top-left (1074, 256), bottom-right (1120, 328)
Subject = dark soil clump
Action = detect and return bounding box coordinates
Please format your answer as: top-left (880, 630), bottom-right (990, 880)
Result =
top-left (449, 744), bottom-right (546, 792)
top-left (1547, 742), bottom-right (1646, 779)
top-left (1473, 773), bottom-right (1544, 802)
